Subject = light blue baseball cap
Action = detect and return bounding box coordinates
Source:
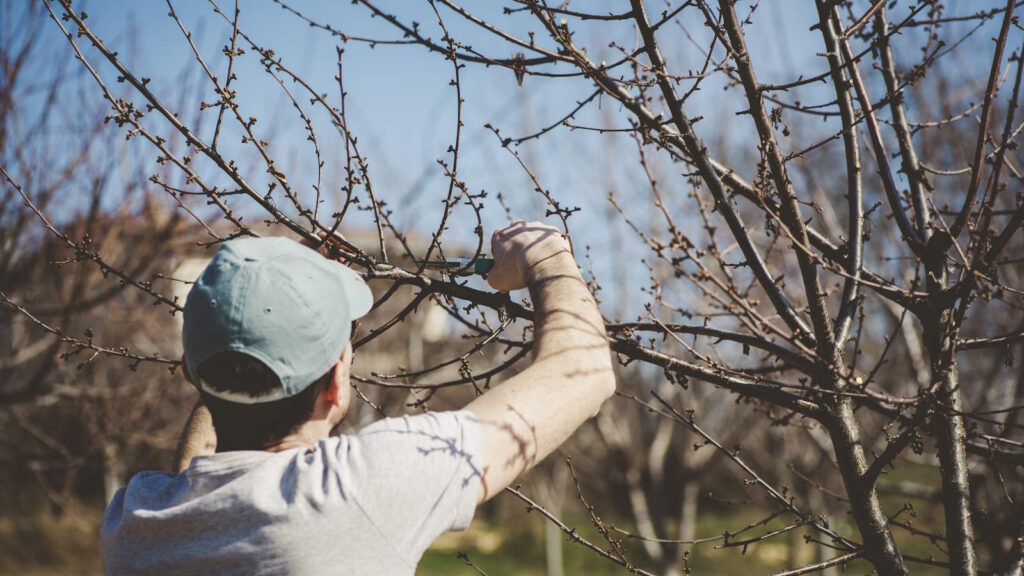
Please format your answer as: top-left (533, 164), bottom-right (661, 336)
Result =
top-left (182, 236), bottom-right (372, 404)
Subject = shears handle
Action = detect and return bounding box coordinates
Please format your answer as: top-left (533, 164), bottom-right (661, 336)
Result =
top-left (423, 257), bottom-right (581, 278)
top-left (470, 258), bottom-right (495, 275)
top-left (467, 259), bottom-right (583, 277)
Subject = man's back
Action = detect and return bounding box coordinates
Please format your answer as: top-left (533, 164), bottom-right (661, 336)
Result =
top-left (101, 412), bottom-right (482, 576)
top-left (107, 224), bottom-right (615, 573)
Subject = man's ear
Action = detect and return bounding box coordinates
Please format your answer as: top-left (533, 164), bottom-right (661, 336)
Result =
top-left (324, 366), bottom-right (341, 406)
top-left (181, 355), bottom-right (193, 384)
top-left (326, 344), bottom-right (353, 411)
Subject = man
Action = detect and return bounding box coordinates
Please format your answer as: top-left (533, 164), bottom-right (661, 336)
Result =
top-left (100, 221), bottom-right (615, 575)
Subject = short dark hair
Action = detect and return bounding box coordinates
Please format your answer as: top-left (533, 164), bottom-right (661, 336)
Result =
top-left (197, 351), bottom-right (331, 451)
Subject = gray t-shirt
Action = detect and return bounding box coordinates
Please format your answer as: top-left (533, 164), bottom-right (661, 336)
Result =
top-left (101, 411), bottom-right (483, 575)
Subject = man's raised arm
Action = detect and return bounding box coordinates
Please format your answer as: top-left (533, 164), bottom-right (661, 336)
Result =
top-left (465, 221), bottom-right (616, 502)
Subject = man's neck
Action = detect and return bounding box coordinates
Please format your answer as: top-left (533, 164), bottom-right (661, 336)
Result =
top-left (264, 423), bottom-right (330, 453)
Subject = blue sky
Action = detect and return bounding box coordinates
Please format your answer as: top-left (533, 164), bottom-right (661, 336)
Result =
top-left (10, 0), bottom-right (1010, 322)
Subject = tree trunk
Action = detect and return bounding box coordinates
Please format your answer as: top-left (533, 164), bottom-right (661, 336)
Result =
top-left (679, 479), bottom-right (699, 547)
top-left (921, 244), bottom-right (977, 576)
top-left (808, 489), bottom-right (838, 576)
top-left (930, 329), bottom-right (977, 575)
top-left (828, 400), bottom-right (909, 575)
top-left (534, 466), bottom-right (569, 576)
top-left (102, 437), bottom-right (123, 504)
top-left (544, 519), bottom-right (564, 576)
top-left (787, 516), bottom-right (803, 568)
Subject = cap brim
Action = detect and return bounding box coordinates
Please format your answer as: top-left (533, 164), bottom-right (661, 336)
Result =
top-left (335, 264), bottom-right (373, 319)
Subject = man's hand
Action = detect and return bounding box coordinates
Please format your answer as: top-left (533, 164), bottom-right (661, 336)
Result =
top-left (300, 235), bottom-right (348, 263)
top-left (174, 399), bottom-right (216, 473)
top-left (487, 221), bottom-right (574, 292)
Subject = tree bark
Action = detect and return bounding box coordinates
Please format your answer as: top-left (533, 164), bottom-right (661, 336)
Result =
top-left (922, 244), bottom-right (977, 576)
top-left (828, 400), bottom-right (909, 575)
top-left (927, 320), bottom-right (977, 575)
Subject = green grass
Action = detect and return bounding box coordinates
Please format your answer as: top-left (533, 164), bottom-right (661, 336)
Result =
top-left (417, 503), bottom-right (951, 575)
top-left (0, 500), bottom-right (952, 575)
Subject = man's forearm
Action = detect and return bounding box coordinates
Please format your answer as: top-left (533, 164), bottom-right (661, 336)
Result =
top-left (527, 252), bottom-right (612, 367)
top-left (466, 253), bottom-right (614, 500)
top-left (173, 399), bottom-right (216, 473)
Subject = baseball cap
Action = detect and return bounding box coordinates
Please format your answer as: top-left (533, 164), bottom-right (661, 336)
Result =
top-left (182, 236), bottom-right (373, 404)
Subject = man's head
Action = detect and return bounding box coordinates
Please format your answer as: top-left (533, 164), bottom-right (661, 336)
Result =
top-left (182, 236), bottom-right (371, 451)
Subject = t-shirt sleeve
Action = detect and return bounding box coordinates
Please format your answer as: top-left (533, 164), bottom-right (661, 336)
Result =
top-left (342, 410), bottom-right (483, 558)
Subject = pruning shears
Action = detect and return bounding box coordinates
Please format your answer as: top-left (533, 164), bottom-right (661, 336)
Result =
top-left (417, 257), bottom-right (496, 277)
top-left (418, 257), bottom-right (585, 278)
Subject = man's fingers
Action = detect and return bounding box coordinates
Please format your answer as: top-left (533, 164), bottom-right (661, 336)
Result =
top-left (486, 259), bottom-right (520, 292)
top-left (489, 219), bottom-right (568, 292)
top-left (485, 268), bottom-right (507, 292)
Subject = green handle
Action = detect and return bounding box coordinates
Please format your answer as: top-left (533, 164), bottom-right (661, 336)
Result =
top-left (470, 258), bottom-right (583, 277)
top-left (473, 259), bottom-right (496, 275)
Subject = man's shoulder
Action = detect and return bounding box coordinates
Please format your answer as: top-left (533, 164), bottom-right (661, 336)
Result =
top-left (108, 469), bottom-right (179, 506)
top-left (101, 469), bottom-right (180, 538)
top-left (102, 445), bottom-right (346, 538)
top-left (103, 412), bottom-right (479, 523)
top-left (104, 450), bottom-right (299, 518)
